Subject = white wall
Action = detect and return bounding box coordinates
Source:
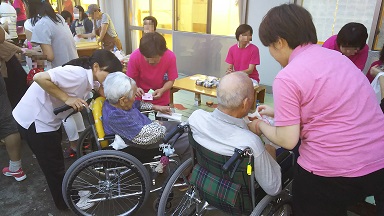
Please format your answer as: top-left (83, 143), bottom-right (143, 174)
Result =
top-left (247, 0), bottom-right (290, 87)
top-left (99, 0), bottom-right (127, 53)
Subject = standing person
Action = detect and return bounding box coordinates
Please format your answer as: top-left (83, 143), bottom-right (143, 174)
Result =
top-left (78, 4), bottom-right (122, 51)
top-left (12, 0), bottom-right (26, 26)
top-left (322, 22), bottom-right (369, 71)
top-left (12, 50), bottom-right (122, 210)
top-left (70, 5), bottom-right (93, 36)
top-left (127, 32), bottom-right (177, 106)
top-left (143, 16), bottom-right (157, 33)
top-left (0, 26), bottom-right (26, 182)
top-left (254, 4), bottom-right (384, 216)
top-left (225, 24), bottom-right (260, 85)
top-left (25, 0), bottom-right (78, 68)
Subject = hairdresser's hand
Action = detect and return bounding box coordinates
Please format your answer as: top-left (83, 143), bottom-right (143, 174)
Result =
top-left (65, 97), bottom-right (88, 112)
top-left (135, 87), bottom-right (145, 97)
top-left (257, 105), bottom-right (274, 117)
top-left (152, 89), bottom-right (164, 99)
top-left (153, 105), bottom-right (172, 115)
top-left (248, 119), bottom-right (263, 136)
top-left (226, 67), bottom-right (233, 74)
top-left (370, 65), bottom-right (382, 78)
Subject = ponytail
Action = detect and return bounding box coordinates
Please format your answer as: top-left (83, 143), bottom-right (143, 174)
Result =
top-left (62, 57), bottom-right (92, 69)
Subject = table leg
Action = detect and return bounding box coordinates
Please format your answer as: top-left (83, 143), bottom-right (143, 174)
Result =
top-left (194, 93), bottom-right (201, 106)
top-left (170, 88), bottom-right (180, 107)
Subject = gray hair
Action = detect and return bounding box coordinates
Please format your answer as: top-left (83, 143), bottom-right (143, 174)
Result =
top-left (103, 72), bottom-right (136, 104)
top-left (217, 72), bottom-right (253, 109)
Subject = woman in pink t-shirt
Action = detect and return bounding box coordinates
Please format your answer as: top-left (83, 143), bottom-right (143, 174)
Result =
top-left (322, 22), bottom-right (369, 71)
top-left (127, 32), bottom-right (178, 106)
top-left (250, 4), bottom-right (384, 216)
top-left (225, 24), bottom-right (260, 84)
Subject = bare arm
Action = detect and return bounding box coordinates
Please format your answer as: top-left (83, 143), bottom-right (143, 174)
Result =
top-left (242, 64), bottom-right (256, 75)
top-left (33, 72), bottom-right (87, 111)
top-left (226, 64), bottom-right (234, 74)
top-left (40, 44), bottom-right (54, 62)
top-left (0, 26), bottom-right (5, 43)
top-left (249, 121), bottom-right (300, 150)
top-left (380, 76), bottom-right (384, 100)
top-left (97, 23), bottom-right (108, 43)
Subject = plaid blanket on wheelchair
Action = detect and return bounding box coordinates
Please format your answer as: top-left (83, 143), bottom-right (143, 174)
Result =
top-left (189, 163), bottom-right (241, 207)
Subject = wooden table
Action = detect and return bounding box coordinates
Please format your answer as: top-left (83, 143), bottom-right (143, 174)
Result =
top-left (171, 74), bottom-right (266, 110)
top-left (76, 42), bottom-right (100, 57)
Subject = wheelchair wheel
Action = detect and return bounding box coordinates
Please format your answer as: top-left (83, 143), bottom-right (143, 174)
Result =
top-left (77, 126), bottom-right (99, 158)
top-left (62, 150), bottom-right (151, 216)
top-left (157, 158), bottom-right (201, 216)
top-left (250, 191), bottom-right (292, 216)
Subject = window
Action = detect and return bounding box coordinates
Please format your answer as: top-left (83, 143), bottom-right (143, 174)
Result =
top-left (301, 0), bottom-right (376, 43)
top-left (78, 0), bottom-right (99, 11)
top-left (152, 0), bottom-right (173, 30)
top-left (175, 0), bottom-right (241, 36)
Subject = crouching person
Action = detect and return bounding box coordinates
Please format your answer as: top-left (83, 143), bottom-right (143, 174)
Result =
top-left (102, 72), bottom-right (192, 163)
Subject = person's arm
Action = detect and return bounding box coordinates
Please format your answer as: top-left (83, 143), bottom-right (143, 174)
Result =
top-left (33, 72), bottom-right (87, 111)
top-left (97, 23), bottom-right (108, 44)
top-left (379, 76), bottom-right (384, 100)
top-left (249, 122), bottom-right (300, 150)
top-left (242, 64), bottom-right (256, 75)
top-left (226, 64), bottom-right (234, 74)
top-left (153, 80), bottom-right (175, 99)
top-left (40, 44), bottom-right (54, 61)
top-left (0, 26), bottom-right (5, 43)
top-left (253, 148), bottom-right (282, 196)
top-left (126, 53), bottom-right (144, 97)
top-left (225, 47), bottom-right (234, 73)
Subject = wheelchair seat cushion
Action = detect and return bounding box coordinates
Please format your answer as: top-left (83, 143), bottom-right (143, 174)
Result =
top-left (189, 163), bottom-right (241, 207)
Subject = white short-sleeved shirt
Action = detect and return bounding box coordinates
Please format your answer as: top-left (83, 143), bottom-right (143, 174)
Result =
top-left (95, 13), bottom-right (117, 38)
top-left (31, 15), bottom-right (78, 67)
top-left (13, 65), bottom-right (94, 133)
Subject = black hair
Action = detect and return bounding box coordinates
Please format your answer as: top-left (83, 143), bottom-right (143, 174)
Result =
top-left (235, 24), bottom-right (253, 41)
top-left (25, 0), bottom-right (62, 26)
top-left (60, 10), bottom-right (73, 24)
top-left (63, 49), bottom-right (122, 73)
top-left (336, 22), bottom-right (368, 50)
top-left (139, 32), bottom-right (167, 58)
top-left (143, 16), bottom-right (158, 31)
top-left (74, 5), bottom-right (88, 20)
top-left (259, 4), bottom-right (317, 49)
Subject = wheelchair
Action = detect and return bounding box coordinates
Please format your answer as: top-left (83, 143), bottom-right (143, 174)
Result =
top-left (156, 131), bottom-right (295, 216)
top-left (58, 96), bottom-right (189, 215)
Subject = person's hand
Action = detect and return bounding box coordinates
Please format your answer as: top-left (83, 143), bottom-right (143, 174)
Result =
top-left (135, 87), bottom-right (145, 97)
top-left (65, 97), bottom-right (87, 112)
top-left (257, 105), bottom-right (274, 117)
top-left (152, 89), bottom-right (164, 99)
top-left (226, 67), bottom-right (233, 74)
top-left (247, 119), bottom-right (263, 136)
top-left (370, 65), bottom-right (383, 78)
top-left (153, 105), bottom-right (172, 115)
top-left (97, 38), bottom-right (102, 46)
top-left (77, 34), bottom-right (84, 38)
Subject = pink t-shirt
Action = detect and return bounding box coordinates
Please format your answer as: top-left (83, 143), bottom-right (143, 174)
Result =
top-left (273, 44), bottom-right (384, 177)
top-left (12, 0), bottom-right (27, 22)
top-left (366, 60), bottom-right (382, 83)
top-left (225, 43), bottom-right (260, 82)
top-left (127, 49), bottom-right (178, 106)
top-left (322, 35), bottom-right (369, 71)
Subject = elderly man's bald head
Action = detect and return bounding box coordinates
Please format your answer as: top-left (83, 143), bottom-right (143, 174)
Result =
top-left (217, 72), bottom-right (254, 110)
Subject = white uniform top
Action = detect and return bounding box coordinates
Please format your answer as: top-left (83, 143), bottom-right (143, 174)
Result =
top-left (13, 65), bottom-right (94, 133)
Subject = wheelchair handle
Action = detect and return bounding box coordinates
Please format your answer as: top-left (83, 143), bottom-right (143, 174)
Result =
top-left (53, 90), bottom-right (100, 115)
top-left (222, 148), bottom-right (243, 172)
top-left (163, 123), bottom-right (186, 144)
top-left (53, 104), bottom-right (72, 115)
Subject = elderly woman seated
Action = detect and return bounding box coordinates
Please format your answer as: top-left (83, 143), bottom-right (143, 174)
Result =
top-left (101, 72), bottom-right (192, 162)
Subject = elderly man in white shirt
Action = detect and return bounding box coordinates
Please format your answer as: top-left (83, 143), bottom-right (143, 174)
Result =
top-left (188, 72), bottom-right (282, 196)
